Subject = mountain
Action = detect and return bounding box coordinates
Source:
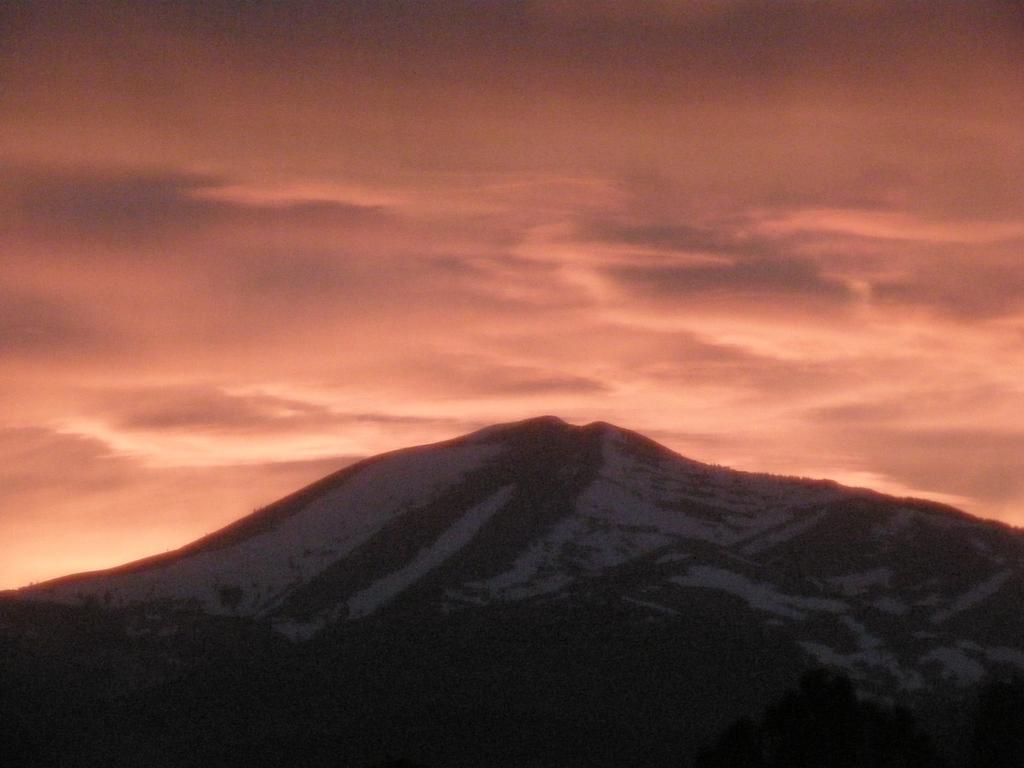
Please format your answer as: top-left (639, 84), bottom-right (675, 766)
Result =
top-left (20, 415), bottom-right (1024, 685)
top-left (6, 416), bottom-right (1024, 767)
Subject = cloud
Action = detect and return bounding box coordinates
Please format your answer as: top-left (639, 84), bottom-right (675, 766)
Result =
top-left (607, 257), bottom-right (853, 303)
top-left (3, 166), bottom-right (387, 247)
top-left (11, 169), bottom-right (220, 237)
top-left (638, 332), bottom-right (850, 396)
top-left (99, 387), bottom-right (330, 432)
top-left (327, 353), bottom-right (612, 401)
top-left (1, 0), bottom-right (1023, 589)
top-left (90, 385), bottom-right (477, 436)
top-left (0, 425), bottom-right (362, 588)
top-left (832, 427), bottom-right (1024, 510)
top-left (6, 0), bottom-right (1020, 190)
top-left (0, 288), bottom-right (108, 357)
top-left (0, 427), bottom-right (130, 499)
top-left (759, 208), bottom-right (1024, 245)
top-left (797, 388), bottom-right (1024, 519)
top-left (871, 254), bottom-right (1024, 319)
top-left (581, 206), bottom-right (1024, 320)
top-left (580, 221), bottom-right (744, 255)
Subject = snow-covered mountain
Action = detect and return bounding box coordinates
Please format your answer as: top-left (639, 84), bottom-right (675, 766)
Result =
top-left (20, 416), bottom-right (1024, 693)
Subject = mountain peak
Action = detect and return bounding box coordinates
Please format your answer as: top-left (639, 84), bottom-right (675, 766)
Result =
top-left (467, 415), bottom-right (640, 445)
top-left (465, 414), bottom-right (572, 441)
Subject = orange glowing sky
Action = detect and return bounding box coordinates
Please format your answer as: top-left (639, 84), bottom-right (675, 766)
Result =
top-left (2, 1), bottom-right (1023, 589)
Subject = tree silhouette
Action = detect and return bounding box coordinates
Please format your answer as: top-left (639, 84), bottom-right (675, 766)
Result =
top-left (966, 678), bottom-right (1024, 768)
top-left (695, 717), bottom-right (766, 768)
top-left (697, 670), bottom-right (938, 768)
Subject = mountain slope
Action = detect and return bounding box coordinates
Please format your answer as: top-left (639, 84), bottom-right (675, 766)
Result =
top-left (19, 415), bottom-right (1024, 692)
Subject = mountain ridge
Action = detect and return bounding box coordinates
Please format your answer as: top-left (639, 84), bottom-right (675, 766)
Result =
top-left (20, 414), bottom-right (999, 594)
top-left (6, 416), bottom-right (1024, 767)
top-left (15, 415), bottom-right (1024, 692)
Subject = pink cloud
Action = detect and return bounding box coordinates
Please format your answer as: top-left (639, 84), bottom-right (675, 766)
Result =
top-left (1, 0), bottom-right (1023, 588)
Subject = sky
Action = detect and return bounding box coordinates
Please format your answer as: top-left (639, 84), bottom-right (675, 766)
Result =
top-left (2, 0), bottom-right (1023, 590)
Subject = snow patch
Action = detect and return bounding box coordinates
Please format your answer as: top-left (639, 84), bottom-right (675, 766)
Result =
top-left (456, 516), bottom-right (588, 602)
top-left (272, 618), bottom-right (326, 642)
top-left (579, 474), bottom-right (726, 543)
top-left (740, 511), bottom-right (827, 555)
top-left (873, 508), bottom-right (917, 537)
top-left (959, 642), bottom-right (1024, 670)
top-left (347, 484), bottom-right (515, 619)
top-left (841, 616), bottom-right (884, 651)
top-left (828, 568), bottom-right (893, 596)
top-left (656, 552), bottom-right (692, 564)
top-left (671, 566), bottom-right (848, 620)
top-left (799, 642), bottom-right (924, 690)
top-left (920, 647), bottom-right (986, 686)
top-left (457, 506), bottom-right (674, 603)
top-left (871, 596), bottom-right (908, 615)
top-left (980, 646), bottom-right (1024, 669)
top-left (29, 441), bottom-right (506, 615)
top-left (621, 596), bottom-right (679, 616)
top-left (592, 428), bottom-right (844, 544)
top-left (931, 570), bottom-right (1012, 624)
